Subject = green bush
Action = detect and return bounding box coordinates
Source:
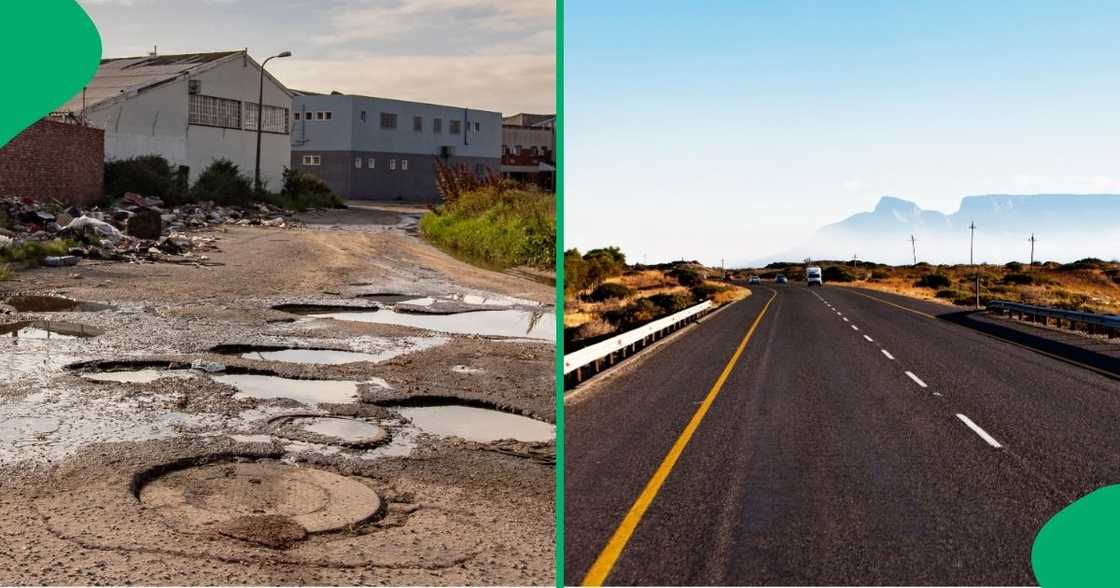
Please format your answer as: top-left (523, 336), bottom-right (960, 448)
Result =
top-left (265, 168), bottom-right (345, 211)
top-left (1002, 272), bottom-right (1034, 285)
top-left (104, 155), bottom-right (180, 201)
top-left (670, 268), bottom-right (704, 287)
top-left (0, 240), bottom-right (74, 267)
top-left (190, 159), bottom-right (254, 206)
top-left (823, 265), bottom-right (856, 282)
top-left (605, 298), bottom-right (660, 330)
top-left (1004, 261), bottom-right (1023, 272)
top-left (869, 270), bottom-right (891, 281)
top-left (916, 273), bottom-right (951, 289)
top-left (420, 186), bottom-right (555, 269)
top-left (647, 292), bottom-right (693, 313)
top-left (587, 282), bottom-right (634, 302)
top-left (0, 263), bottom-right (10, 281)
top-left (691, 283), bottom-right (726, 300)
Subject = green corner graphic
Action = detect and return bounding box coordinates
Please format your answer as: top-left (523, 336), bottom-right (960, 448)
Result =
top-left (1033, 484), bottom-right (1120, 587)
top-left (0, 1), bottom-right (102, 148)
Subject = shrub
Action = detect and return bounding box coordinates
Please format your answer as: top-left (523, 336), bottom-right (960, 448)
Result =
top-left (647, 292), bottom-right (693, 313)
top-left (1004, 261), bottom-right (1023, 272)
top-left (691, 283), bottom-right (726, 301)
top-left (915, 273), bottom-right (951, 289)
top-left (823, 265), bottom-right (856, 282)
top-left (670, 268), bottom-right (704, 287)
top-left (190, 159), bottom-right (254, 206)
top-left (104, 155), bottom-right (182, 201)
top-left (420, 186), bottom-right (555, 269)
top-left (869, 270), bottom-right (891, 281)
top-left (0, 263), bottom-right (10, 281)
top-left (935, 288), bottom-right (959, 299)
top-left (606, 298), bottom-right (661, 330)
top-left (586, 282), bottom-right (634, 302)
top-left (1002, 272), bottom-right (1034, 285)
top-left (266, 168), bottom-right (345, 211)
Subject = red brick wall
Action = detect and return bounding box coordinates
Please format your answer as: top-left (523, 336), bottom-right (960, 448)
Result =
top-left (0, 119), bottom-right (104, 206)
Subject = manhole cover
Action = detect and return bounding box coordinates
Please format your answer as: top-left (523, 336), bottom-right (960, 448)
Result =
top-left (139, 462), bottom-right (381, 534)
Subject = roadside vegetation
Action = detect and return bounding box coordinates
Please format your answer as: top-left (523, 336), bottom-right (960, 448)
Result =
top-left (565, 248), bottom-right (749, 351)
top-left (420, 161), bottom-right (555, 269)
top-left (103, 155), bottom-right (345, 211)
top-left (0, 239), bottom-right (75, 282)
top-left (745, 259), bottom-right (1120, 314)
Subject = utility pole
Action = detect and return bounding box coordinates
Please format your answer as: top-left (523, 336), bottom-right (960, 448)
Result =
top-left (721, 258), bottom-right (725, 279)
top-left (909, 234), bottom-right (918, 265)
top-left (1028, 233), bottom-right (1037, 269)
top-left (969, 221), bottom-right (979, 308)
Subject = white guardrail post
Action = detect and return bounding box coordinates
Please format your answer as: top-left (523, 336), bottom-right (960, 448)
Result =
top-left (563, 300), bottom-right (714, 389)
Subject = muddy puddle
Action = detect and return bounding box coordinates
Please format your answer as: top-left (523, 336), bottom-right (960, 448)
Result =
top-left (240, 348), bottom-right (389, 365)
top-left (212, 374), bottom-right (362, 405)
top-left (394, 405), bottom-right (555, 443)
top-left (4, 294), bottom-right (112, 313)
top-left (83, 369), bottom-right (195, 383)
top-left (0, 320), bottom-right (102, 339)
top-left (354, 293), bottom-right (425, 304)
top-left (311, 308), bottom-right (555, 340)
top-left (272, 303), bottom-right (378, 315)
top-left (268, 414), bottom-right (389, 448)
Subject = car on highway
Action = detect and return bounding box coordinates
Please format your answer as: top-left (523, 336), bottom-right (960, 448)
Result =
top-left (748, 275), bottom-right (761, 284)
top-left (806, 266), bottom-right (823, 287)
top-left (775, 275), bottom-right (788, 284)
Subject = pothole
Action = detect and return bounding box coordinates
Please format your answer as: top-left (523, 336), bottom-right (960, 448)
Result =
top-left (272, 303), bottom-right (379, 315)
top-left (310, 308), bottom-right (555, 340)
top-left (212, 374), bottom-right (362, 405)
top-left (210, 344), bottom-right (391, 365)
top-left (268, 414), bottom-right (390, 448)
top-left (354, 293), bottom-right (425, 304)
top-left (137, 461), bottom-right (382, 547)
top-left (392, 404), bottom-right (555, 443)
top-left (83, 369), bottom-right (196, 383)
top-left (4, 294), bottom-right (112, 313)
top-left (0, 320), bottom-right (102, 339)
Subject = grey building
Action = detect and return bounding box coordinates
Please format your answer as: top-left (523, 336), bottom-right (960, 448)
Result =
top-left (289, 92), bottom-right (502, 202)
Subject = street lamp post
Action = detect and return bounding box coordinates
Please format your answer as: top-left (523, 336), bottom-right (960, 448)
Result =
top-left (254, 50), bottom-right (292, 193)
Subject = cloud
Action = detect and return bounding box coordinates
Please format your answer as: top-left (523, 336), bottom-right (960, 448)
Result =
top-left (842, 179), bottom-right (866, 192)
top-left (316, 0), bottom-right (554, 46)
top-left (271, 52), bottom-right (555, 114)
top-left (1013, 174), bottom-right (1120, 191)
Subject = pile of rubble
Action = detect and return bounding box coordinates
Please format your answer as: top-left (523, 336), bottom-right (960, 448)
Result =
top-left (0, 193), bottom-right (297, 267)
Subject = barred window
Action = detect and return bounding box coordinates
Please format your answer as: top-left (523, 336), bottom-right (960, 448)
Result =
top-left (450, 120), bottom-right (461, 135)
top-left (433, 118), bottom-right (442, 133)
top-left (380, 113), bottom-right (397, 129)
top-left (402, 159), bottom-right (409, 170)
top-left (413, 116), bottom-right (422, 132)
top-left (244, 103), bottom-right (290, 134)
top-left (189, 94), bottom-right (242, 129)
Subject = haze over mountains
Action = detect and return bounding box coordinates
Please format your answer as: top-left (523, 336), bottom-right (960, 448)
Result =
top-left (752, 194), bottom-right (1120, 266)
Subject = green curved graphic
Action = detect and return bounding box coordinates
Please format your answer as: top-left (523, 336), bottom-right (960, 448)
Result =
top-left (0, 1), bottom-right (102, 148)
top-left (1032, 484), bottom-right (1120, 586)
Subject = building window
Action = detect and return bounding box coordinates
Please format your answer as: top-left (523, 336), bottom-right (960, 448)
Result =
top-left (302, 155), bottom-right (321, 166)
top-left (304, 112), bottom-right (312, 120)
top-left (474, 122), bottom-right (480, 132)
top-left (368, 158), bottom-right (375, 169)
top-left (315, 112), bottom-right (324, 120)
top-left (189, 94), bottom-right (242, 129)
top-left (244, 103), bottom-right (290, 134)
top-left (389, 159), bottom-right (397, 170)
top-left (355, 157), bottom-right (362, 169)
top-left (433, 118), bottom-right (442, 133)
top-left (360, 110), bottom-right (367, 122)
top-left (380, 113), bottom-right (397, 129)
top-left (413, 116), bottom-right (422, 132)
top-left (402, 159), bottom-right (409, 170)
top-left (325, 111), bottom-right (333, 120)
top-left (450, 120), bottom-right (461, 135)
top-left (292, 112), bottom-right (300, 121)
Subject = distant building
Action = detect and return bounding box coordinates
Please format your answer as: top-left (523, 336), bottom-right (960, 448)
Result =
top-left (289, 92), bottom-right (502, 202)
top-left (58, 50), bottom-right (293, 190)
top-left (501, 113), bottom-right (555, 189)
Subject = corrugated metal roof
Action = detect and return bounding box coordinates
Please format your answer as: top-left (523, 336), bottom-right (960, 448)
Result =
top-left (58, 51), bottom-right (244, 113)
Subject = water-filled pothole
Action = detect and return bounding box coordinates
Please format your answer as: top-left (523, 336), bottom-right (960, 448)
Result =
top-left (137, 461), bottom-right (382, 547)
top-left (311, 309), bottom-right (555, 340)
top-left (5, 295), bottom-right (112, 313)
top-left (268, 414), bottom-right (389, 448)
top-left (0, 320), bottom-right (102, 339)
top-left (355, 293), bottom-right (425, 304)
top-left (83, 369), bottom-right (195, 383)
top-left (393, 404), bottom-right (555, 443)
top-left (272, 303), bottom-right (378, 315)
top-left (210, 344), bottom-right (390, 365)
top-left (212, 374), bottom-right (362, 405)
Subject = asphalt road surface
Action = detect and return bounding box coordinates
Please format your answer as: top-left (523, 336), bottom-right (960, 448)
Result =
top-left (565, 283), bottom-right (1120, 586)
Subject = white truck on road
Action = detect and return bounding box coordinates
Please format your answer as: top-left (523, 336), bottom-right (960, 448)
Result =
top-left (807, 266), bottom-right (823, 287)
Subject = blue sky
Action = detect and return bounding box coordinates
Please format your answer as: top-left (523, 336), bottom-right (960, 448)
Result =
top-left (78, 0), bottom-right (555, 114)
top-left (565, 1), bottom-right (1120, 265)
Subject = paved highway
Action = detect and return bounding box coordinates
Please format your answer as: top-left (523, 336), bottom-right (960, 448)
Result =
top-left (565, 283), bottom-right (1120, 585)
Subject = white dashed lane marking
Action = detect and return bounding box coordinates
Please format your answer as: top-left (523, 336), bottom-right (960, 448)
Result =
top-left (863, 335), bottom-right (873, 342)
top-left (905, 371), bottom-right (928, 388)
top-left (956, 414), bottom-right (1003, 448)
top-left (881, 349), bottom-right (895, 360)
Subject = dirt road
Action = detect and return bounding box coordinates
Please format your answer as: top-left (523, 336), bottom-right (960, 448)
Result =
top-left (0, 203), bottom-right (555, 585)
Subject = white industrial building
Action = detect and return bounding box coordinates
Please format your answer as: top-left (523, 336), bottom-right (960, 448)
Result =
top-left (59, 50), bottom-right (293, 189)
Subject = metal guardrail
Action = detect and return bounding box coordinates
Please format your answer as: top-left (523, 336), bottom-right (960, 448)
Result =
top-left (564, 300), bottom-right (714, 389)
top-left (988, 300), bottom-right (1120, 338)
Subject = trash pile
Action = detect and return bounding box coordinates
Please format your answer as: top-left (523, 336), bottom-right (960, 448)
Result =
top-left (0, 193), bottom-right (297, 267)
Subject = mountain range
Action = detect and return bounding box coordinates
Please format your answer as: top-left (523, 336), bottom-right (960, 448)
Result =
top-left (752, 194), bottom-right (1120, 266)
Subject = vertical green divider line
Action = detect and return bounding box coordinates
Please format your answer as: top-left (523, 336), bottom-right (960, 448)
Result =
top-left (554, 0), bottom-right (565, 586)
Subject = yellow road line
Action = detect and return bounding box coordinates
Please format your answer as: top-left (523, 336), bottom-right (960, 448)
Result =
top-left (581, 290), bottom-right (778, 586)
top-left (843, 288), bottom-right (937, 319)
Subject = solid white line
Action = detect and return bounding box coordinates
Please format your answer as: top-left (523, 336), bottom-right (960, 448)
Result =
top-left (851, 325), bottom-right (859, 331)
top-left (863, 334), bottom-right (873, 342)
top-left (882, 350), bottom-right (895, 360)
top-left (956, 414), bottom-right (1003, 448)
top-left (905, 371), bottom-right (928, 388)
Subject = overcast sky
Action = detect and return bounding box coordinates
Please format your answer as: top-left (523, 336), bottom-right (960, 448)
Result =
top-left (78, 0), bottom-right (555, 115)
top-left (566, 1), bottom-right (1120, 266)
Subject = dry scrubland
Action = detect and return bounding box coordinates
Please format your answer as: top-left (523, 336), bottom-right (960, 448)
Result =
top-left (565, 249), bottom-right (748, 349)
top-left (751, 259), bottom-right (1120, 314)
